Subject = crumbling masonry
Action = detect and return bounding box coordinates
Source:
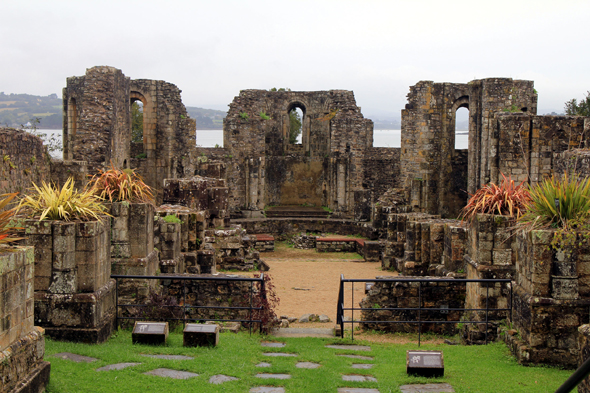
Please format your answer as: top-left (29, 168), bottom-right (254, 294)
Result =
top-left (2, 66), bottom-right (590, 389)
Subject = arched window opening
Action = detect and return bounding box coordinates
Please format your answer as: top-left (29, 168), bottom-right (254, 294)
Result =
top-left (131, 99), bottom-right (144, 143)
top-left (455, 106), bottom-right (469, 150)
top-left (289, 106), bottom-right (304, 144)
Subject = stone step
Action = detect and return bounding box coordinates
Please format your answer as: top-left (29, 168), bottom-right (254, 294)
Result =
top-left (265, 206), bottom-right (330, 218)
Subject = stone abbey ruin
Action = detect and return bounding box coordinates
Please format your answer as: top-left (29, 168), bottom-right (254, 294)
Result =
top-left (3, 65), bottom-right (590, 392)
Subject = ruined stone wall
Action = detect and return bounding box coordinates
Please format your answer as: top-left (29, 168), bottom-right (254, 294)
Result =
top-left (0, 128), bottom-right (51, 195)
top-left (554, 148), bottom-right (590, 179)
top-left (223, 90), bottom-right (374, 216)
top-left (62, 66), bottom-right (197, 203)
top-left (401, 78), bottom-right (537, 217)
top-left (0, 247), bottom-right (50, 393)
top-left (63, 66), bottom-right (131, 173)
top-left (362, 147), bottom-right (400, 202)
top-left (497, 114), bottom-right (589, 185)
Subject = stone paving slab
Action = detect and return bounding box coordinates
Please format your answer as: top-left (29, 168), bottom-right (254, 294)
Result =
top-left (96, 362), bottom-right (141, 371)
top-left (326, 345), bottom-right (371, 351)
top-left (256, 373), bottom-right (291, 380)
top-left (272, 328), bottom-right (334, 338)
top-left (140, 354), bottom-right (194, 360)
top-left (261, 341), bottom-right (286, 348)
top-left (351, 364), bottom-right (374, 369)
top-left (250, 387), bottom-right (286, 393)
top-left (209, 374), bottom-right (239, 384)
top-left (337, 389), bottom-right (380, 393)
top-left (399, 384), bottom-right (455, 393)
top-left (144, 368), bottom-right (199, 379)
top-left (296, 361), bottom-right (321, 369)
top-left (262, 352), bottom-right (297, 357)
top-left (342, 374), bottom-right (378, 382)
top-left (53, 353), bottom-right (98, 363)
top-left (256, 362), bottom-right (272, 368)
top-left (336, 354), bottom-right (374, 360)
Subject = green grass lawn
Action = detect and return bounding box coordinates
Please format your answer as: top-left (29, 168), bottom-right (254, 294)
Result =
top-left (44, 329), bottom-right (575, 393)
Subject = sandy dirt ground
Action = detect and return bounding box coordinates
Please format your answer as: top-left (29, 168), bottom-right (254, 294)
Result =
top-left (257, 243), bottom-right (397, 323)
top-left (225, 243), bottom-right (448, 344)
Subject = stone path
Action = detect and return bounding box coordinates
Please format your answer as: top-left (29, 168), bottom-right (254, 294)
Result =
top-left (272, 327), bottom-right (334, 338)
top-left (53, 340), bottom-right (455, 392)
top-left (96, 362), bottom-right (141, 371)
top-left (53, 352), bottom-right (97, 363)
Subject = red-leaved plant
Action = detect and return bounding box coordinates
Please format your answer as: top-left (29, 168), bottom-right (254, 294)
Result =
top-left (250, 273), bottom-right (280, 334)
top-left (461, 173), bottom-right (530, 221)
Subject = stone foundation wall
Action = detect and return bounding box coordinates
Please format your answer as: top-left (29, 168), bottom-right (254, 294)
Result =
top-left (316, 239), bottom-right (358, 253)
top-left (0, 128), bottom-right (51, 195)
top-left (0, 247), bottom-right (50, 393)
top-left (24, 218), bottom-right (115, 343)
top-left (506, 285), bottom-right (590, 368)
top-left (161, 274), bottom-right (257, 322)
top-left (577, 324), bottom-right (590, 393)
top-left (0, 248), bottom-right (35, 351)
top-left (233, 217), bottom-right (380, 240)
top-left (360, 277), bottom-right (466, 335)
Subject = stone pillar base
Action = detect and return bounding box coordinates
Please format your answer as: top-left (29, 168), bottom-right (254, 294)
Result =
top-left (35, 280), bottom-right (116, 344)
top-left (0, 327), bottom-right (50, 393)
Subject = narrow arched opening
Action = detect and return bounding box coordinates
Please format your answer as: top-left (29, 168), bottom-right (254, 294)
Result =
top-left (129, 93), bottom-right (147, 159)
top-left (455, 106), bottom-right (469, 150)
top-left (288, 106), bottom-right (304, 145)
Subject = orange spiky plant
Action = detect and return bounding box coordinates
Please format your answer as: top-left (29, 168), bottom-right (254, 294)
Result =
top-left (88, 165), bottom-right (154, 205)
top-left (461, 173), bottom-right (530, 221)
top-left (0, 192), bottom-right (24, 247)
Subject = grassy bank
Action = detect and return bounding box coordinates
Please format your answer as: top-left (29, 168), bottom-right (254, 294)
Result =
top-left (44, 329), bottom-right (575, 392)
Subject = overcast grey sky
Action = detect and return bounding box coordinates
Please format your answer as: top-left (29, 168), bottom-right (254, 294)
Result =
top-left (1, 0), bottom-right (588, 118)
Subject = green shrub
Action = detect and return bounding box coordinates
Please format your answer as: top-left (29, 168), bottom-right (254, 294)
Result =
top-left (163, 214), bottom-right (182, 224)
top-left (19, 178), bottom-right (107, 221)
top-left (518, 173), bottom-right (590, 230)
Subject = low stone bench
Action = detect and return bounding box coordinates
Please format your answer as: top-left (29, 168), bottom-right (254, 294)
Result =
top-left (254, 234), bottom-right (275, 252)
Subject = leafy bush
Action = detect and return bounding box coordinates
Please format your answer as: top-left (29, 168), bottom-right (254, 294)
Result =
top-left (163, 214), bottom-right (182, 224)
top-left (461, 173), bottom-right (530, 220)
top-left (259, 111), bottom-right (270, 120)
top-left (250, 273), bottom-right (280, 334)
top-left (0, 192), bottom-right (24, 246)
top-left (518, 173), bottom-right (590, 231)
top-left (19, 178), bottom-right (107, 221)
top-left (239, 112), bottom-right (249, 120)
top-left (88, 165), bottom-right (154, 204)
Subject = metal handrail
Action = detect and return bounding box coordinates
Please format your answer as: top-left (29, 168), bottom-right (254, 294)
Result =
top-left (111, 273), bottom-right (265, 334)
top-left (337, 276), bottom-right (512, 345)
top-left (555, 356), bottom-right (590, 393)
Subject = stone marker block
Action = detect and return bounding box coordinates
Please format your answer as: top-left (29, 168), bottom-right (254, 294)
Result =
top-left (183, 323), bottom-right (219, 347)
top-left (132, 321), bottom-right (168, 345)
top-left (406, 350), bottom-right (444, 377)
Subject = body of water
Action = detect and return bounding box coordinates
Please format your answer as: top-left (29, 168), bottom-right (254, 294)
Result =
top-left (36, 128), bottom-right (469, 160)
top-left (196, 129), bottom-right (469, 150)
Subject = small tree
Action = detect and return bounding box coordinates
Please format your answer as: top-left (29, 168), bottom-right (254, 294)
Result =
top-left (565, 91), bottom-right (590, 116)
top-left (131, 101), bottom-right (143, 143)
top-left (289, 109), bottom-right (302, 144)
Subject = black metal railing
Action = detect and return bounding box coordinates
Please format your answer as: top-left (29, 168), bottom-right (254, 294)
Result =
top-left (111, 274), bottom-right (265, 334)
top-left (337, 275), bottom-right (512, 345)
top-left (555, 356), bottom-right (590, 393)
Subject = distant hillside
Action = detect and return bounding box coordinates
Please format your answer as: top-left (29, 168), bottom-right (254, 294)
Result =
top-left (185, 106), bottom-right (226, 130)
top-left (0, 93), bottom-right (228, 130)
top-left (0, 92), bottom-right (62, 128)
